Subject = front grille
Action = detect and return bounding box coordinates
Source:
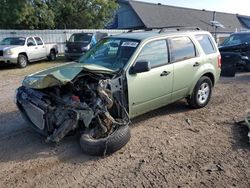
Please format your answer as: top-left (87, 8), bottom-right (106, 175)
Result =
top-left (23, 102), bottom-right (45, 130)
top-left (68, 48), bottom-right (81, 53)
top-left (0, 50), bottom-right (3, 56)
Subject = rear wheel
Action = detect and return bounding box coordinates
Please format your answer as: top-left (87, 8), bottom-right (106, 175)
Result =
top-left (80, 125), bottom-right (131, 156)
top-left (48, 50), bottom-right (56, 61)
top-left (187, 76), bottom-right (212, 109)
top-left (17, 54), bottom-right (28, 68)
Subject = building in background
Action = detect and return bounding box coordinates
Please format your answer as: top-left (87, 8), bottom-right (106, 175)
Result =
top-left (108, 0), bottom-right (250, 42)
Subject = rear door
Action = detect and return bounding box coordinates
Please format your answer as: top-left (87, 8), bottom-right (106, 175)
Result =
top-left (127, 39), bottom-right (174, 118)
top-left (169, 36), bottom-right (201, 102)
top-left (34, 37), bottom-right (47, 59)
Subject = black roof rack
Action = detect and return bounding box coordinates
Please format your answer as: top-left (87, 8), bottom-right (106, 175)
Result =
top-left (127, 26), bottom-right (201, 33)
top-left (158, 26), bottom-right (201, 33)
top-left (127, 28), bottom-right (153, 33)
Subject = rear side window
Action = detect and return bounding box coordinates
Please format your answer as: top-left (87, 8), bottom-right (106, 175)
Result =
top-left (136, 40), bottom-right (168, 68)
top-left (195, 34), bottom-right (216, 54)
top-left (34, 37), bottom-right (43, 45)
top-left (170, 37), bottom-right (196, 62)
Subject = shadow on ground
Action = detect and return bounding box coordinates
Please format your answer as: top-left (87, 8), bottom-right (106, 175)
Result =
top-left (132, 100), bottom-right (192, 125)
top-left (231, 121), bottom-right (250, 150)
top-left (0, 110), bottom-right (98, 164)
top-left (0, 101), bottom-right (191, 164)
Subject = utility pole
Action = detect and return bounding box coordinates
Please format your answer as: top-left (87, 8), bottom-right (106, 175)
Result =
top-left (212, 11), bottom-right (217, 41)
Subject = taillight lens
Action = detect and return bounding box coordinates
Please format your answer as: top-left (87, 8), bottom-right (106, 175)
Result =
top-left (218, 54), bottom-right (222, 68)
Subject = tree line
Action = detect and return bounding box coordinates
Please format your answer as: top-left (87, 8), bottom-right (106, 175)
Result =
top-left (0, 0), bottom-right (117, 29)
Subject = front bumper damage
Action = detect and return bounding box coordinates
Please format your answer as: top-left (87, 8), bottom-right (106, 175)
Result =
top-left (16, 73), bottom-right (130, 143)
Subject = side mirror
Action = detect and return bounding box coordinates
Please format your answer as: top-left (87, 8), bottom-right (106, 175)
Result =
top-left (130, 61), bottom-right (151, 74)
top-left (27, 42), bottom-right (34, 47)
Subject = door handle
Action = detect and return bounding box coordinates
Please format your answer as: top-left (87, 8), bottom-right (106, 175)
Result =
top-left (160, 71), bottom-right (171, 76)
top-left (193, 62), bottom-right (200, 67)
top-left (35, 47), bottom-right (38, 49)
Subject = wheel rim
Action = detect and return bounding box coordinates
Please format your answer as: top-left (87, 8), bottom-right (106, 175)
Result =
top-left (197, 82), bottom-right (210, 104)
top-left (19, 56), bottom-right (27, 66)
top-left (51, 52), bottom-right (55, 60)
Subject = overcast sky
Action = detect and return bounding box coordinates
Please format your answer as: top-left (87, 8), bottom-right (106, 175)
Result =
top-left (135, 0), bottom-right (250, 15)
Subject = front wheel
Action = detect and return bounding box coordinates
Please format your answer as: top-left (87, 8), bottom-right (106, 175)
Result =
top-left (17, 54), bottom-right (28, 68)
top-left (80, 125), bottom-right (131, 156)
top-left (187, 76), bottom-right (213, 109)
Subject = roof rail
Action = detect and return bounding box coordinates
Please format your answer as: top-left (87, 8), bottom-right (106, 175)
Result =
top-left (127, 28), bottom-right (153, 33)
top-left (126, 26), bottom-right (201, 33)
top-left (158, 26), bottom-right (201, 33)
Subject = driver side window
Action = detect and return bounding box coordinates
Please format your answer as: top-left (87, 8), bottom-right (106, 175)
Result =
top-left (27, 38), bottom-right (36, 46)
top-left (136, 40), bottom-right (169, 68)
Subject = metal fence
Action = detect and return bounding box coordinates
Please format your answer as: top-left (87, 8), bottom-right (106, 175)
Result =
top-left (0, 29), bottom-right (127, 54)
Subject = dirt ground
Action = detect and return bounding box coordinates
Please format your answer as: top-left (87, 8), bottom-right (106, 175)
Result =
top-left (0, 60), bottom-right (249, 188)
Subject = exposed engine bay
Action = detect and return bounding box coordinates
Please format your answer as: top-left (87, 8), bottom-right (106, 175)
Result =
top-left (17, 71), bottom-right (130, 145)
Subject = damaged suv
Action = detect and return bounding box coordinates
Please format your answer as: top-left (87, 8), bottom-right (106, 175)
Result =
top-left (16, 29), bottom-right (221, 156)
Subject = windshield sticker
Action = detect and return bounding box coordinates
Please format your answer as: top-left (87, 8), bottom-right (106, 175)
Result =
top-left (121, 42), bottom-right (138, 47)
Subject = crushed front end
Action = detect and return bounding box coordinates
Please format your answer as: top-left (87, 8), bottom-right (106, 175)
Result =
top-left (16, 70), bottom-right (130, 146)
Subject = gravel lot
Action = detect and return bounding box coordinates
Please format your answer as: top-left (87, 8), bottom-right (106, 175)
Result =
top-left (0, 61), bottom-right (249, 188)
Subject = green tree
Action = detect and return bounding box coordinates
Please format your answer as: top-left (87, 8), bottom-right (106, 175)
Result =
top-left (17, 0), bottom-right (55, 29)
top-left (49, 0), bottom-right (117, 29)
top-left (0, 0), bottom-right (27, 29)
top-left (0, 0), bottom-right (55, 29)
top-left (0, 0), bottom-right (117, 29)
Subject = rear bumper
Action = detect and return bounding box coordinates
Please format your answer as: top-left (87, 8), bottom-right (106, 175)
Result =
top-left (0, 55), bottom-right (18, 64)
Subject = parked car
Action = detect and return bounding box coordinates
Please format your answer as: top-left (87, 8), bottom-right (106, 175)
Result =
top-left (65, 32), bottom-right (108, 60)
top-left (0, 36), bottom-right (58, 68)
top-left (16, 28), bottom-right (221, 156)
top-left (219, 31), bottom-right (250, 76)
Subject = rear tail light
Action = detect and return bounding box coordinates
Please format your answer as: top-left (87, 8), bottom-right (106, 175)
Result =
top-left (218, 54), bottom-right (222, 68)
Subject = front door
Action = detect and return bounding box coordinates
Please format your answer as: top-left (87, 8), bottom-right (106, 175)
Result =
top-left (26, 37), bottom-right (37, 60)
top-left (126, 39), bottom-right (174, 118)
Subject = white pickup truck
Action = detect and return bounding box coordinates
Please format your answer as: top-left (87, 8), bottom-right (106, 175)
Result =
top-left (0, 36), bottom-right (58, 68)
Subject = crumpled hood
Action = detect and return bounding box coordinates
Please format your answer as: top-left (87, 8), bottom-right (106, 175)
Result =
top-left (22, 62), bottom-right (115, 89)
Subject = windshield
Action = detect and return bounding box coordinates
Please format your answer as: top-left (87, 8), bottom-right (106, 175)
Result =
top-left (79, 38), bottom-right (140, 70)
top-left (222, 33), bottom-right (250, 46)
top-left (69, 33), bottom-right (93, 43)
top-left (0, 37), bottom-right (26, 45)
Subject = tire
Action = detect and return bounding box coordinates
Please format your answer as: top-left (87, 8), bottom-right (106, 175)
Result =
top-left (80, 125), bottom-right (131, 156)
top-left (187, 76), bottom-right (213, 109)
top-left (17, 54), bottom-right (28, 68)
top-left (48, 50), bottom-right (56, 61)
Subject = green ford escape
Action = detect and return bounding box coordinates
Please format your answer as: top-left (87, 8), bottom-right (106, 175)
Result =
top-left (16, 29), bottom-right (221, 156)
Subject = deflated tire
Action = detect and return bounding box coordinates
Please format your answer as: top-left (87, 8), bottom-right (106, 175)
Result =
top-left (80, 125), bottom-right (131, 156)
